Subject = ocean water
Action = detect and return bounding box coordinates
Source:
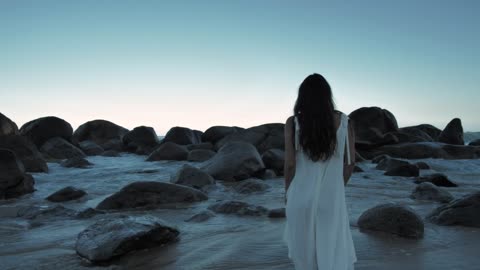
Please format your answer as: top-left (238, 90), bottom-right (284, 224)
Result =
top-left (0, 154), bottom-right (479, 270)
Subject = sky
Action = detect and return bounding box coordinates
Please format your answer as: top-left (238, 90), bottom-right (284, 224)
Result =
top-left (1, 0), bottom-right (479, 135)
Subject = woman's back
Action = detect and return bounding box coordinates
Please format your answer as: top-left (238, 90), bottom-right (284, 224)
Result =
top-left (283, 111), bottom-right (357, 270)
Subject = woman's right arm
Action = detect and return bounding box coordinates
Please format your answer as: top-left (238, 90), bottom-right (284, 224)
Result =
top-left (343, 119), bottom-right (356, 185)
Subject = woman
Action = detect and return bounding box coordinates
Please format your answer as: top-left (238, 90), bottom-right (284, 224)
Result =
top-left (283, 73), bottom-right (357, 270)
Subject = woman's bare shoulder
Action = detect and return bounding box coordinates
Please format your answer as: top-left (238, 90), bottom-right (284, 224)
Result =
top-left (285, 115), bottom-right (295, 125)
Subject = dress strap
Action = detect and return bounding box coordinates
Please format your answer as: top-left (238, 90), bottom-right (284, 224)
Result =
top-left (344, 114), bottom-right (352, 165)
top-left (294, 116), bottom-right (300, 151)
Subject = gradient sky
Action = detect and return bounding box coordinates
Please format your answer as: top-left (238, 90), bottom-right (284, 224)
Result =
top-left (1, 0), bottom-right (479, 134)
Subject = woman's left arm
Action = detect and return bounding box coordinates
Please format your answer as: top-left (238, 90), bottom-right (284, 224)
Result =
top-left (343, 119), bottom-right (356, 185)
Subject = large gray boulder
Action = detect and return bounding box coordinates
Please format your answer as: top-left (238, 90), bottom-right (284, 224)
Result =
top-left (0, 149), bottom-right (35, 199)
top-left (201, 126), bottom-right (240, 144)
top-left (410, 182), bottom-right (454, 203)
top-left (469, 139), bottom-right (480, 146)
top-left (414, 173), bottom-right (458, 187)
top-left (146, 142), bottom-right (188, 161)
top-left (96, 181), bottom-right (208, 210)
top-left (78, 140), bottom-right (104, 156)
top-left (201, 142), bottom-right (265, 181)
top-left (163, 126), bottom-right (202, 145)
top-left (427, 192), bottom-right (480, 227)
top-left (0, 112), bottom-right (19, 136)
top-left (438, 118), bottom-right (464, 145)
top-left (46, 186), bottom-right (87, 202)
top-left (253, 123), bottom-right (285, 153)
top-left (357, 203), bottom-right (424, 239)
top-left (75, 216), bottom-right (179, 262)
top-left (20, 116), bottom-right (73, 148)
top-left (349, 107), bottom-right (398, 144)
top-left (0, 135), bottom-right (48, 172)
top-left (187, 149), bottom-right (216, 162)
top-left (401, 124), bottom-right (442, 141)
top-left (261, 149), bottom-right (285, 175)
top-left (170, 164), bottom-right (215, 189)
top-left (40, 137), bottom-right (86, 160)
top-left (60, 157), bottom-right (93, 168)
top-left (234, 179), bottom-right (270, 194)
top-left (375, 156), bottom-right (410, 171)
top-left (73, 120), bottom-right (129, 147)
top-left (214, 128), bottom-right (265, 151)
top-left (376, 142), bottom-right (479, 159)
top-left (122, 126), bottom-right (159, 155)
top-left (208, 200), bottom-right (268, 216)
top-left (384, 164), bottom-right (419, 177)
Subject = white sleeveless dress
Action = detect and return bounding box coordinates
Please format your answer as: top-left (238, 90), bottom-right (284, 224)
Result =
top-left (283, 113), bottom-right (357, 270)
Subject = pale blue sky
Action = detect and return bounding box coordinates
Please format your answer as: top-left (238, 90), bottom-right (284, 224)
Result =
top-left (1, 0), bottom-right (479, 134)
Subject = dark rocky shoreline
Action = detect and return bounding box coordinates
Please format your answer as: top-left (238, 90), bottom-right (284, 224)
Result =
top-left (1, 107), bottom-right (480, 265)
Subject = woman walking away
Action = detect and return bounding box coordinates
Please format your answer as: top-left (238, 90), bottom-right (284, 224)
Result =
top-left (283, 73), bottom-right (357, 270)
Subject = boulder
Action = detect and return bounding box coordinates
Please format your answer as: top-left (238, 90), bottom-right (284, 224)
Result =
top-left (78, 140), bottom-right (104, 156)
top-left (100, 138), bottom-right (124, 152)
top-left (146, 142), bottom-right (188, 161)
top-left (384, 164), bottom-right (419, 177)
top-left (0, 135), bottom-right (48, 172)
top-left (401, 124), bottom-right (442, 141)
top-left (186, 142), bottom-right (214, 151)
top-left (96, 181), bottom-right (208, 210)
top-left (259, 169), bottom-right (277, 179)
top-left (415, 162), bottom-right (430, 170)
top-left (268, 208), bottom-right (286, 218)
top-left (18, 205), bottom-right (77, 221)
top-left (438, 118), bottom-right (464, 145)
top-left (349, 107), bottom-right (398, 144)
top-left (201, 142), bottom-right (265, 181)
top-left (40, 137), bottom-right (86, 160)
top-left (19, 116), bottom-right (73, 147)
top-left (261, 149), bottom-right (285, 175)
top-left (0, 112), bottom-right (19, 136)
top-left (187, 149), bottom-right (216, 162)
top-left (185, 210), bottom-right (216, 222)
top-left (73, 120), bottom-right (128, 146)
top-left (255, 124), bottom-right (285, 153)
top-left (170, 164), bottom-right (215, 189)
top-left (163, 127), bottom-right (202, 145)
top-left (410, 182), bottom-right (454, 203)
top-left (122, 126), bottom-right (159, 155)
top-left (75, 216), bottom-right (179, 262)
top-left (469, 139), bottom-right (480, 146)
top-left (46, 186), bottom-right (87, 202)
top-left (357, 203), bottom-right (424, 239)
top-left (375, 157), bottom-right (410, 171)
top-left (371, 154), bottom-right (390, 164)
top-left (214, 128), bottom-right (265, 151)
top-left (427, 191), bottom-right (480, 227)
top-left (201, 126), bottom-right (239, 144)
top-left (0, 149), bottom-right (35, 199)
top-left (208, 200), bottom-right (268, 216)
top-left (398, 125), bottom-right (440, 142)
top-left (234, 179), bottom-right (270, 194)
top-left (414, 173), bottom-right (458, 187)
top-left (376, 142), bottom-right (479, 159)
top-left (60, 157), bottom-right (93, 168)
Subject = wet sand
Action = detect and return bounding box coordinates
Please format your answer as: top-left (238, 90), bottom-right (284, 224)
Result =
top-left (1, 155), bottom-right (479, 270)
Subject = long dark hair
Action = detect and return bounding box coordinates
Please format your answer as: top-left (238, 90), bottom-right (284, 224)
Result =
top-left (294, 73), bottom-right (337, 161)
